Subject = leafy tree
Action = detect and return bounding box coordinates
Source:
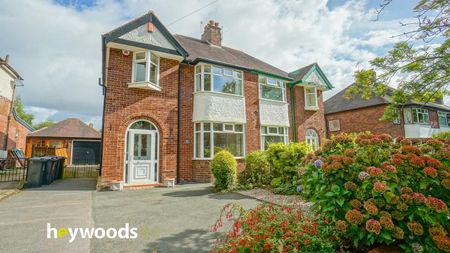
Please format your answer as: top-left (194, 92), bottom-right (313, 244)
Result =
top-left (34, 120), bottom-right (54, 130)
top-left (13, 96), bottom-right (34, 126)
top-left (346, 0), bottom-right (450, 119)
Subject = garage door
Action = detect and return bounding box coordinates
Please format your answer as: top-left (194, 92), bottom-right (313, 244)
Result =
top-left (72, 141), bottom-right (101, 165)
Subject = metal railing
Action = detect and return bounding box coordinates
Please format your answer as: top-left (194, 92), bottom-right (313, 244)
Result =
top-left (64, 158), bottom-right (99, 178)
top-left (0, 158), bottom-right (28, 182)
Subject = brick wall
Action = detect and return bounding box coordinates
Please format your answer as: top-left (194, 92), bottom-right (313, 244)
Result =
top-left (101, 48), bottom-right (179, 185)
top-left (325, 105), bottom-right (405, 138)
top-left (293, 86), bottom-right (327, 144)
top-left (0, 96), bottom-right (30, 152)
top-left (179, 64), bottom-right (194, 182)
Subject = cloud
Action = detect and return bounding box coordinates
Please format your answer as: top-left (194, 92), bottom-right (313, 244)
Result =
top-left (0, 0), bottom-right (421, 128)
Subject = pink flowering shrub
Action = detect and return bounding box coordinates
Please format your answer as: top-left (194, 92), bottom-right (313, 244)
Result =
top-left (301, 133), bottom-right (449, 252)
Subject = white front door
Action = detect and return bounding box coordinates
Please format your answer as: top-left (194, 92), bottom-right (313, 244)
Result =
top-left (128, 130), bottom-right (158, 184)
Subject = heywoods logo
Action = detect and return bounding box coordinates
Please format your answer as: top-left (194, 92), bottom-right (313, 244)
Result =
top-left (47, 223), bottom-right (138, 243)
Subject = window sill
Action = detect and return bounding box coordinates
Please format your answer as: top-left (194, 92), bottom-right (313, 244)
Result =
top-left (192, 157), bottom-right (245, 161)
top-left (193, 90), bottom-right (244, 98)
top-left (305, 105), bottom-right (319, 111)
top-left (259, 98), bottom-right (287, 104)
top-left (128, 81), bottom-right (161, 91)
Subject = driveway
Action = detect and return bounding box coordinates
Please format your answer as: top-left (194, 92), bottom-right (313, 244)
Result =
top-left (0, 179), bottom-right (259, 253)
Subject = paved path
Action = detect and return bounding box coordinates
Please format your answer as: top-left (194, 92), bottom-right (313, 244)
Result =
top-left (0, 180), bottom-right (260, 253)
top-left (0, 178), bottom-right (96, 253)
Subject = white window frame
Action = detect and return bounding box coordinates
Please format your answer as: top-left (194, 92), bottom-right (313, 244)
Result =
top-left (438, 111), bottom-right (449, 127)
top-left (131, 50), bottom-right (160, 86)
top-left (194, 122), bottom-right (245, 159)
top-left (306, 129), bottom-right (319, 150)
top-left (194, 63), bottom-right (243, 96)
top-left (405, 108), bottom-right (430, 124)
top-left (304, 86), bottom-right (318, 109)
top-left (258, 75), bottom-right (286, 102)
top-left (260, 126), bottom-right (288, 150)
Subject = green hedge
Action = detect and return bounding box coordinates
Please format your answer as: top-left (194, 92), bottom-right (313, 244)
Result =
top-left (210, 150), bottom-right (237, 190)
top-left (238, 150), bottom-right (272, 187)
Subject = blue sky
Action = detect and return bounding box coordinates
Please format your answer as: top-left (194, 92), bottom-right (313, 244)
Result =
top-left (0, 0), bottom-right (437, 129)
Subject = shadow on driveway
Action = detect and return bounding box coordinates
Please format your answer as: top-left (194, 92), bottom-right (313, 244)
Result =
top-left (147, 228), bottom-right (217, 253)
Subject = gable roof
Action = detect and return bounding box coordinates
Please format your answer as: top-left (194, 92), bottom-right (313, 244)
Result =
top-left (289, 63), bottom-right (333, 89)
top-left (0, 57), bottom-right (23, 80)
top-left (174, 35), bottom-right (290, 80)
top-left (325, 83), bottom-right (450, 114)
top-left (12, 108), bottom-right (34, 132)
top-left (28, 118), bottom-right (100, 139)
top-left (103, 11), bottom-right (188, 57)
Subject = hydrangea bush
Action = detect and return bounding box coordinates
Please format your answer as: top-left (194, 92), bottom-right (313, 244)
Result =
top-left (300, 133), bottom-right (450, 252)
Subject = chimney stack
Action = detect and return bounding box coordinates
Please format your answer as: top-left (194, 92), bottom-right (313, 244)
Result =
top-left (89, 123), bottom-right (94, 128)
top-left (201, 20), bottom-right (222, 46)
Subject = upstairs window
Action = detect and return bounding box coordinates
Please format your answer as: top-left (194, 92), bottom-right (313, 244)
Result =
top-left (195, 64), bottom-right (243, 95)
top-left (404, 108), bottom-right (429, 124)
top-left (304, 87), bottom-right (318, 109)
top-left (438, 111), bottom-right (449, 127)
top-left (259, 76), bottom-right (286, 102)
top-left (132, 51), bottom-right (160, 85)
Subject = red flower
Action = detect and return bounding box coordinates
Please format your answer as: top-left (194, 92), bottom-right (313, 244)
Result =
top-left (432, 235), bottom-right (450, 251)
top-left (335, 220), bottom-right (348, 233)
top-left (393, 226), bottom-right (404, 239)
top-left (373, 181), bottom-right (387, 193)
top-left (401, 145), bottom-right (421, 155)
top-left (409, 156), bottom-right (426, 167)
top-left (364, 201), bottom-right (379, 215)
top-left (350, 199), bottom-right (362, 210)
top-left (426, 197), bottom-right (448, 213)
top-left (407, 221), bottom-right (424, 236)
top-left (365, 219), bottom-right (382, 235)
top-left (380, 216), bottom-right (394, 230)
top-left (442, 179), bottom-right (450, 190)
top-left (367, 166), bottom-right (383, 176)
top-left (424, 156), bottom-right (442, 168)
top-left (423, 167), bottom-right (438, 178)
top-left (345, 209), bottom-right (364, 225)
top-left (412, 193), bottom-right (426, 204)
top-left (400, 186), bottom-right (413, 194)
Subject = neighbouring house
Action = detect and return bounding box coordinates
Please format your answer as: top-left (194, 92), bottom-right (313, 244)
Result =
top-left (26, 118), bottom-right (101, 165)
top-left (0, 55), bottom-right (34, 157)
top-left (325, 84), bottom-right (450, 139)
top-left (100, 11), bottom-right (333, 188)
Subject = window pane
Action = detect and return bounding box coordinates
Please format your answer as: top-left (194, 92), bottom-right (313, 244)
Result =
top-left (203, 133), bottom-right (211, 158)
top-left (195, 65), bottom-right (201, 74)
top-left (213, 123), bottom-right (223, 131)
top-left (213, 66), bottom-right (222, 75)
top-left (261, 85), bottom-right (282, 101)
top-left (235, 125), bottom-right (243, 132)
top-left (195, 123), bottom-right (201, 131)
top-left (149, 63), bottom-right (157, 84)
top-left (150, 53), bottom-right (158, 64)
top-left (130, 121), bottom-right (155, 130)
top-left (195, 74), bottom-right (201, 91)
top-left (213, 75), bottom-right (240, 95)
top-left (224, 69), bottom-right (233, 76)
top-left (224, 124), bottom-right (233, 131)
top-left (204, 65), bottom-right (211, 73)
top-left (203, 123), bottom-right (211, 131)
top-left (134, 62), bottom-right (146, 82)
top-left (214, 132), bottom-right (244, 157)
top-left (261, 126), bottom-right (267, 134)
top-left (267, 78), bottom-right (276, 85)
top-left (135, 52), bottom-right (145, 60)
top-left (263, 135), bottom-right (284, 150)
top-left (234, 71), bottom-right (242, 79)
top-left (268, 127), bottom-right (278, 134)
top-left (204, 73), bottom-right (211, 91)
top-left (195, 132), bottom-right (201, 158)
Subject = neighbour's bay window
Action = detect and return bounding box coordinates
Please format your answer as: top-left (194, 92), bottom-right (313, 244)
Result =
top-left (132, 50), bottom-right (160, 85)
top-left (438, 111), bottom-right (450, 127)
top-left (195, 64), bottom-right (243, 95)
top-left (194, 122), bottom-right (245, 158)
top-left (404, 108), bottom-right (429, 124)
top-left (259, 76), bottom-right (286, 102)
top-left (261, 126), bottom-right (288, 150)
top-left (304, 86), bottom-right (318, 109)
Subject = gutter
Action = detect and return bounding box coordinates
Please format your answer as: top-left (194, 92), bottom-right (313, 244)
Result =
top-left (290, 84), bottom-right (297, 142)
top-left (176, 63), bottom-right (183, 184)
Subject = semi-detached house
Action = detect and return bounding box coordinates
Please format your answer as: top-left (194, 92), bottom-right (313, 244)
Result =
top-left (100, 11), bottom-right (333, 188)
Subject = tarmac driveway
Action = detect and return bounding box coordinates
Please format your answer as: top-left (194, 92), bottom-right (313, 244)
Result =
top-left (0, 179), bottom-right (259, 253)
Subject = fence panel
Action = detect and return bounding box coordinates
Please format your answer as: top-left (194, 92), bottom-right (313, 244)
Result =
top-left (0, 159), bottom-right (28, 182)
top-left (64, 158), bottom-right (99, 178)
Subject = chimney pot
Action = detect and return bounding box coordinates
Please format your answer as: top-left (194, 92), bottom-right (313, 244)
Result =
top-left (88, 123), bottom-right (94, 128)
top-left (201, 20), bottom-right (222, 46)
top-left (5, 54), bottom-right (10, 64)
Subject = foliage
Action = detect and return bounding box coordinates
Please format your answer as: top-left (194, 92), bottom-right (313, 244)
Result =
top-left (266, 142), bottom-right (312, 187)
top-left (212, 203), bottom-right (339, 253)
top-left (433, 130), bottom-right (450, 140)
top-left (301, 133), bottom-right (450, 252)
top-left (238, 150), bottom-right (272, 188)
top-left (347, 0), bottom-right (450, 120)
top-left (210, 150), bottom-right (237, 190)
top-left (13, 96), bottom-right (34, 126)
top-left (33, 120), bottom-right (55, 130)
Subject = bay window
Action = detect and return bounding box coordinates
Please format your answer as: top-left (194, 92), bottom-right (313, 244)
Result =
top-left (304, 87), bottom-right (318, 109)
top-left (195, 64), bottom-right (243, 95)
top-left (194, 122), bottom-right (245, 158)
top-left (132, 51), bottom-right (160, 86)
top-left (259, 76), bottom-right (286, 102)
top-left (438, 111), bottom-right (449, 127)
top-left (404, 108), bottom-right (429, 124)
top-left (261, 126), bottom-right (288, 150)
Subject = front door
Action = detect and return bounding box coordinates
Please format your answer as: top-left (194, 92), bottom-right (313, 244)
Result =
top-left (128, 130), bottom-right (157, 184)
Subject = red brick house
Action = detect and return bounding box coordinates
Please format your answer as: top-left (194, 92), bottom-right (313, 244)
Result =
top-left (0, 55), bottom-right (34, 158)
top-left (325, 84), bottom-right (450, 138)
top-left (100, 12), bottom-right (333, 188)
